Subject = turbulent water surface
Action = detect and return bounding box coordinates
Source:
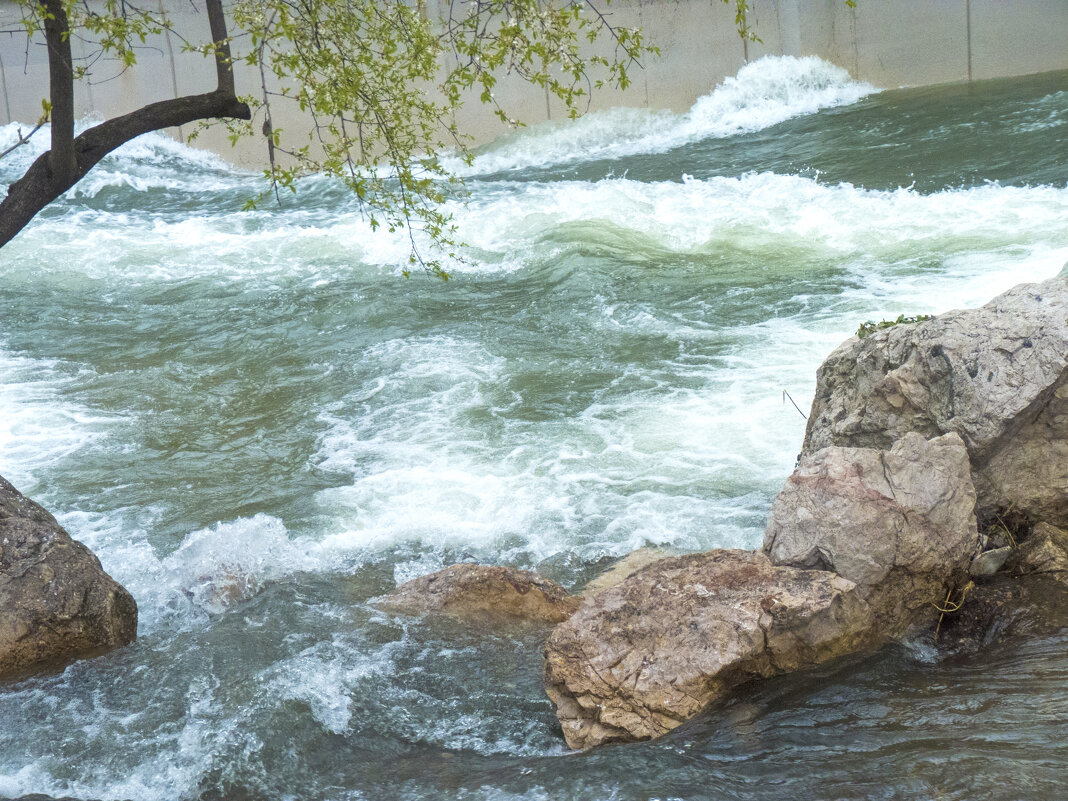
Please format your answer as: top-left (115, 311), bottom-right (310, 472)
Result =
top-left (1, 57), bottom-right (1067, 801)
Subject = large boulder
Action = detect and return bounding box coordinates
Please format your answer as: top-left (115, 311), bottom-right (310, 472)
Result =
top-left (764, 432), bottom-right (978, 631)
top-left (0, 476), bottom-right (137, 680)
top-left (802, 275), bottom-right (1068, 529)
top-left (543, 550), bottom-right (874, 749)
top-left (377, 564), bottom-right (581, 624)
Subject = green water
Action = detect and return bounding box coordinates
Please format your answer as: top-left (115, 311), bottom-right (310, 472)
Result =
top-left (0, 59), bottom-right (1067, 800)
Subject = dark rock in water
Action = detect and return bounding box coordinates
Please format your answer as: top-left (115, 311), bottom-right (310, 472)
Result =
top-left (935, 575), bottom-right (1068, 652)
top-left (376, 563), bottom-right (581, 624)
top-left (802, 274), bottom-right (1068, 529)
top-left (1007, 522), bottom-right (1068, 578)
top-left (0, 475), bottom-right (137, 680)
top-left (764, 432), bottom-right (978, 634)
top-left (543, 549), bottom-right (874, 750)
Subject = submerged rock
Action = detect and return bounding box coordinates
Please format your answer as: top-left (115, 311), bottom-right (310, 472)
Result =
top-left (377, 563), bottom-right (581, 624)
top-left (580, 547), bottom-right (677, 596)
top-left (543, 550), bottom-right (874, 749)
top-left (0, 476), bottom-right (137, 680)
top-left (802, 275), bottom-right (1068, 529)
top-left (764, 432), bottom-right (978, 633)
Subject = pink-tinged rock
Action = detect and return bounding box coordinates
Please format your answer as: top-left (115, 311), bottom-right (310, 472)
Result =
top-left (543, 550), bottom-right (873, 749)
top-left (802, 275), bottom-right (1068, 529)
top-left (764, 432), bottom-right (978, 630)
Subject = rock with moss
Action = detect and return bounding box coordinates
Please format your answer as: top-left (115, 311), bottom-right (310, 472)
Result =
top-left (0, 476), bottom-right (137, 680)
top-left (803, 275), bottom-right (1068, 529)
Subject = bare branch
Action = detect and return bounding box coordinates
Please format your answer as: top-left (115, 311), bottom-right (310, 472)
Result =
top-left (0, 119), bottom-right (48, 161)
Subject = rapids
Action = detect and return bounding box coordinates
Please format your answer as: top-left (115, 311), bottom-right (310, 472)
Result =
top-left (1, 57), bottom-right (1067, 800)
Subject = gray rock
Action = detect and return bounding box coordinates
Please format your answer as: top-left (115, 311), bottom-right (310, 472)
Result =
top-left (376, 563), bottom-right (581, 624)
top-left (0, 476), bottom-right (137, 680)
top-left (543, 550), bottom-right (874, 749)
top-left (763, 432), bottom-right (978, 633)
top-left (802, 275), bottom-right (1068, 528)
top-left (969, 546), bottom-right (1013, 578)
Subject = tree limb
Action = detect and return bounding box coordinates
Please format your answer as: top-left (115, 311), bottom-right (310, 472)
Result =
top-left (205, 0), bottom-right (236, 95)
top-left (0, 0), bottom-right (251, 248)
top-left (41, 0), bottom-right (76, 184)
top-left (0, 90), bottom-right (250, 248)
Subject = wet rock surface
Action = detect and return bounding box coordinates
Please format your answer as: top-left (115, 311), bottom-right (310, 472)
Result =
top-left (1007, 522), bottom-right (1068, 578)
top-left (0, 476), bottom-right (137, 680)
top-left (580, 547), bottom-right (677, 596)
top-left (543, 549), bottom-right (874, 749)
top-left (801, 275), bottom-right (1068, 529)
top-left (934, 575), bottom-right (1068, 653)
top-left (376, 563), bottom-right (581, 624)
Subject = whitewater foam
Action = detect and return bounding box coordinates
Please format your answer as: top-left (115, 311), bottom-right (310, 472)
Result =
top-left (449, 56), bottom-right (877, 175)
top-left (0, 348), bottom-right (120, 495)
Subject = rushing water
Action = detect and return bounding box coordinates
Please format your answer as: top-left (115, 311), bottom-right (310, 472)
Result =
top-left (1, 57), bottom-right (1067, 801)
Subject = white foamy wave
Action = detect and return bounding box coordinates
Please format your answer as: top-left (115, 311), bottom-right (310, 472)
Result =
top-left (0, 348), bottom-right (120, 494)
top-left (157, 514), bottom-right (320, 616)
top-left (448, 56), bottom-right (876, 175)
top-left (0, 120), bottom-right (242, 197)
top-left (309, 328), bottom-right (817, 562)
top-left (65, 512), bottom-right (326, 632)
top-left (0, 121), bottom-right (52, 174)
top-left (446, 175), bottom-right (1068, 264)
top-left (12, 172), bottom-right (1066, 285)
top-left (0, 120), bottom-right (229, 169)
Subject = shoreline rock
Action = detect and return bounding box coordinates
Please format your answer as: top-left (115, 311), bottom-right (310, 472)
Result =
top-left (0, 476), bottom-right (137, 680)
top-left (544, 431), bottom-right (980, 748)
top-left (579, 547), bottom-right (677, 596)
top-left (801, 274), bottom-right (1068, 529)
top-left (543, 549), bottom-right (875, 750)
top-left (764, 432), bottom-right (978, 636)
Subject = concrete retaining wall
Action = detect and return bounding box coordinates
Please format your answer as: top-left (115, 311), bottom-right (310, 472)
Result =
top-left (1, 0), bottom-right (1067, 166)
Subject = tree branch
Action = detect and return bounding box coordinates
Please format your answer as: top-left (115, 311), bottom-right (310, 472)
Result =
top-left (205, 0), bottom-right (236, 95)
top-left (41, 0), bottom-right (76, 184)
top-left (0, 0), bottom-right (250, 248)
top-left (0, 119), bottom-right (48, 161)
top-left (0, 90), bottom-right (250, 248)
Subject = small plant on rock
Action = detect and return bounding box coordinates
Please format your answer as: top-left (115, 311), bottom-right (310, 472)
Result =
top-left (856, 314), bottom-right (934, 339)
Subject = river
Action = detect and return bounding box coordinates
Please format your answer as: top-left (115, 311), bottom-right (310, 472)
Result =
top-left (1, 57), bottom-right (1067, 800)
